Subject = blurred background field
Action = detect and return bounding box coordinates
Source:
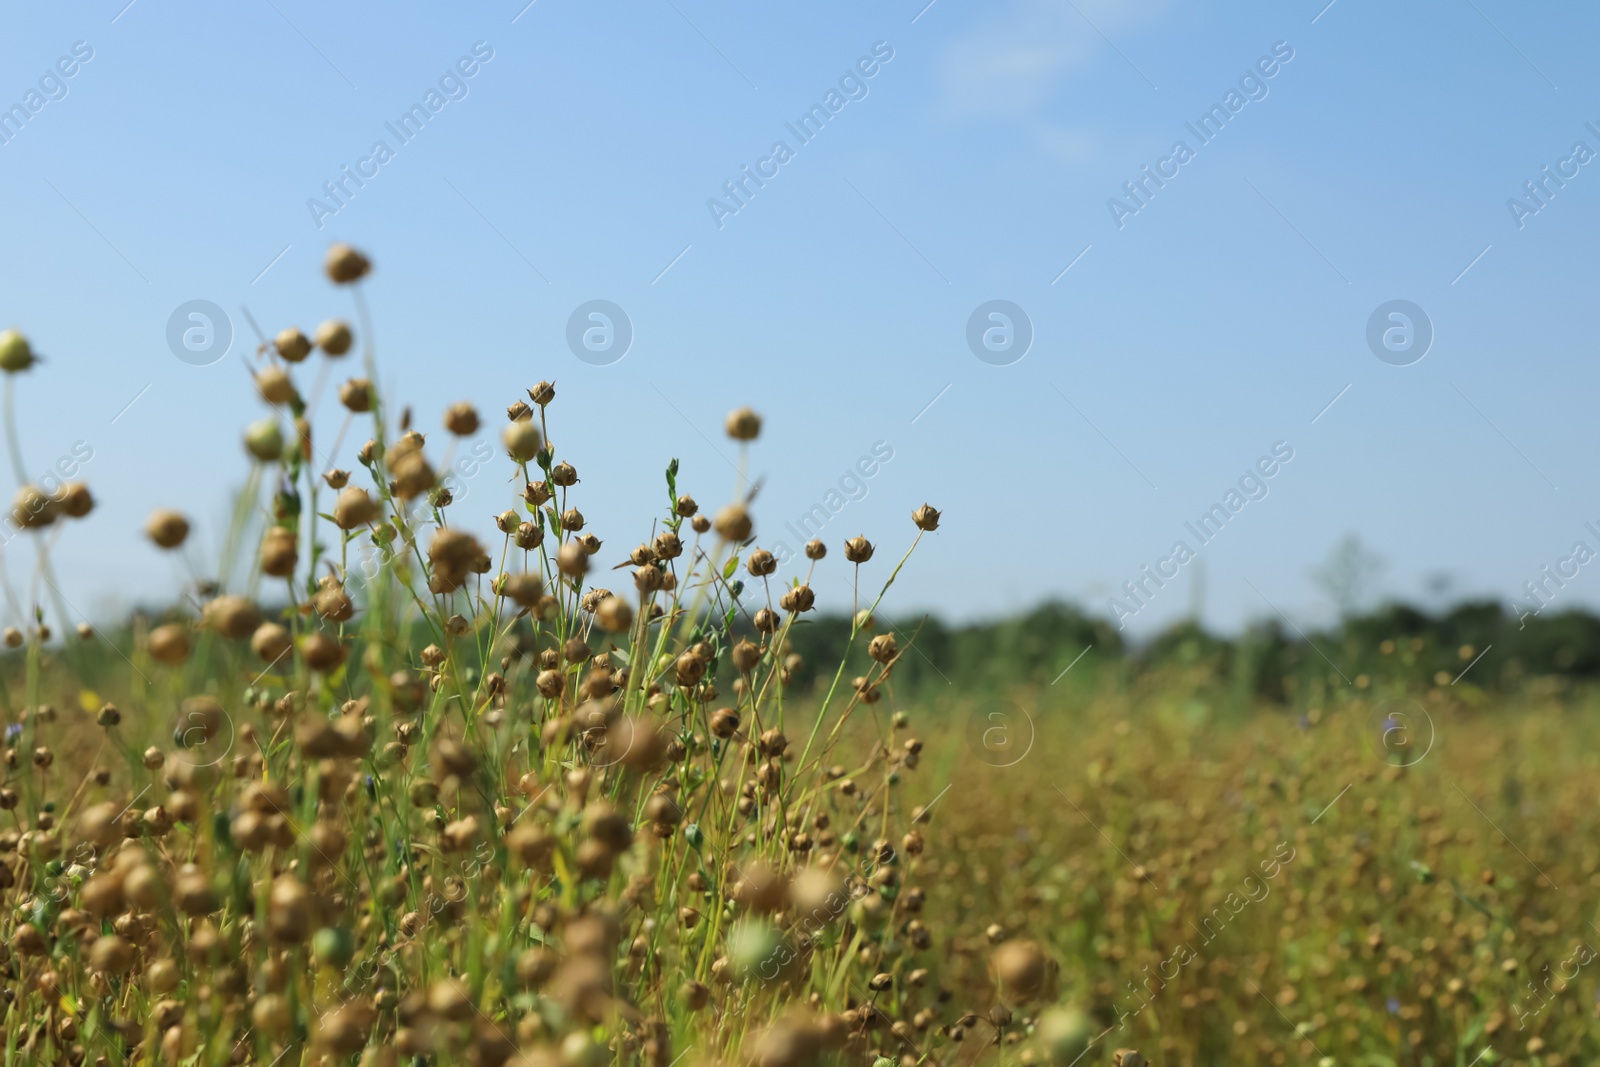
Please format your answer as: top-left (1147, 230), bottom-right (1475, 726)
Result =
top-left (13, 591), bottom-right (1600, 1067)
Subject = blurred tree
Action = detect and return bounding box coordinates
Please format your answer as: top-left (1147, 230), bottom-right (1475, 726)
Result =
top-left (1312, 534), bottom-right (1385, 619)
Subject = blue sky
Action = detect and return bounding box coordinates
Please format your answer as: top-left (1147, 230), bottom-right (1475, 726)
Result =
top-left (0, 0), bottom-right (1596, 637)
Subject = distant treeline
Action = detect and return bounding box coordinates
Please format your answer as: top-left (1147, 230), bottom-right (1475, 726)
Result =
top-left (774, 600), bottom-right (1600, 700)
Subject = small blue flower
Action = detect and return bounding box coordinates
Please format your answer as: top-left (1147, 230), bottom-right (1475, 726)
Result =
top-left (4, 723), bottom-right (21, 740)
top-left (1386, 997), bottom-right (1401, 1015)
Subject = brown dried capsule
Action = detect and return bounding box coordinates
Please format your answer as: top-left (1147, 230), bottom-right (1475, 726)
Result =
top-left (731, 638), bottom-right (760, 672)
top-left (302, 633), bottom-right (345, 673)
top-left (644, 793), bottom-right (683, 829)
top-left (634, 565), bottom-right (664, 595)
top-left (674, 651), bottom-right (707, 688)
top-left (713, 504), bottom-right (752, 542)
top-left (338, 378), bottom-right (373, 413)
top-left (323, 468), bottom-right (350, 489)
top-left (332, 486), bottom-right (379, 530)
top-left (596, 596), bottom-right (633, 633)
top-left (325, 243), bottom-right (371, 284)
top-left (653, 530), bottom-right (683, 560)
top-left (429, 528), bottom-right (486, 591)
top-left (524, 482), bottom-right (552, 509)
top-left (268, 875), bottom-right (312, 942)
top-left (529, 380), bottom-right (555, 406)
top-left (259, 526), bottom-right (298, 577)
top-left (679, 980), bottom-right (710, 1010)
top-left (47, 489), bottom-right (88, 531)
top-left (725, 406), bottom-right (762, 442)
top-left (203, 595), bottom-right (261, 639)
top-left (912, 503), bottom-right (941, 531)
top-left (805, 539), bottom-right (826, 560)
top-left (550, 461), bottom-right (578, 487)
top-left (251, 622), bottom-right (292, 664)
top-left (501, 572), bottom-right (544, 608)
top-left (753, 607), bottom-right (781, 633)
top-left (313, 583), bottom-right (355, 623)
top-left (314, 319), bottom-right (352, 355)
top-left (869, 633), bottom-right (898, 664)
top-left (746, 548), bottom-right (777, 577)
top-left (991, 939), bottom-right (1047, 998)
top-left (514, 521), bottom-right (542, 550)
top-left (556, 541), bottom-right (589, 578)
top-left (148, 624), bottom-right (190, 665)
top-left (11, 485), bottom-right (58, 528)
top-left (779, 585), bottom-right (814, 613)
top-left (255, 365), bottom-right (295, 405)
top-left (89, 934), bottom-right (136, 974)
top-left (145, 509), bottom-right (190, 549)
top-left (710, 707), bottom-right (740, 739)
top-left (275, 327), bottom-right (312, 363)
top-left (844, 536), bottom-right (874, 563)
top-left (444, 402), bottom-right (480, 436)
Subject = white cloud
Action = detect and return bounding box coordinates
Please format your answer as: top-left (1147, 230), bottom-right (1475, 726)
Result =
top-left (937, 0), bottom-right (1166, 120)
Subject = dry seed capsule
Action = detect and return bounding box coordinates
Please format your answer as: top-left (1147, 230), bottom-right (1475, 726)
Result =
top-left (556, 542), bottom-right (588, 578)
top-left (314, 319), bottom-right (352, 355)
top-left (710, 707), bottom-right (740, 739)
top-left (779, 585), bottom-right (814, 613)
top-left (654, 530), bottom-right (683, 560)
top-left (844, 536), bottom-right (874, 564)
top-left (148, 624), bottom-right (190, 665)
top-left (338, 378), bottom-right (373, 413)
top-left (991, 939), bottom-right (1047, 998)
top-left (724, 406), bottom-right (762, 441)
top-left (255, 366), bottom-right (295, 405)
top-left (444, 402), bottom-right (480, 436)
top-left (325, 243), bottom-right (371, 284)
top-left (713, 504), bottom-right (751, 542)
top-left (313, 583), bottom-right (355, 622)
top-left (259, 526), bottom-right (298, 577)
top-left (912, 503), bottom-right (941, 531)
top-left (731, 639), bottom-right (760, 672)
top-left (275, 327), bottom-right (311, 363)
top-left (251, 622), bottom-right (292, 663)
top-left (333, 487), bottom-right (379, 530)
top-left (204, 595), bottom-right (261, 639)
